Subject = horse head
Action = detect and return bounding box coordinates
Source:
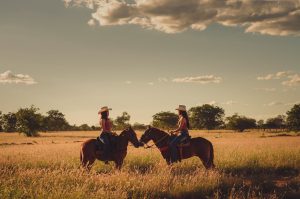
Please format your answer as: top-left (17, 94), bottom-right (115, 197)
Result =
top-left (139, 125), bottom-right (153, 144)
top-left (140, 126), bottom-right (169, 146)
top-left (121, 126), bottom-right (142, 148)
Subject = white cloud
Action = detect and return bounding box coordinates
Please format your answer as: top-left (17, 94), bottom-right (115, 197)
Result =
top-left (158, 77), bottom-right (168, 82)
top-left (65, 0), bottom-right (300, 36)
top-left (257, 71), bottom-right (290, 80)
top-left (257, 71), bottom-right (300, 87)
top-left (282, 74), bottom-right (300, 86)
top-left (125, 80), bottom-right (132, 84)
top-left (221, 100), bottom-right (238, 105)
top-left (0, 70), bottom-right (37, 85)
top-left (87, 19), bottom-right (96, 26)
top-left (265, 101), bottom-right (284, 106)
top-left (199, 100), bottom-right (239, 106)
top-left (148, 82), bottom-right (154, 86)
top-left (173, 75), bottom-right (222, 84)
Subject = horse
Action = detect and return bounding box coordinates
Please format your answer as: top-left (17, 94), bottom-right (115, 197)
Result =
top-left (80, 126), bottom-right (141, 170)
top-left (139, 126), bottom-right (215, 169)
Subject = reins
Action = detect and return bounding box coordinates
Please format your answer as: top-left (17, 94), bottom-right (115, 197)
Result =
top-left (143, 134), bottom-right (169, 149)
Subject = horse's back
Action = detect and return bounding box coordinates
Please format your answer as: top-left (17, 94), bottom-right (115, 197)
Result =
top-left (81, 139), bottom-right (98, 150)
top-left (190, 136), bottom-right (213, 149)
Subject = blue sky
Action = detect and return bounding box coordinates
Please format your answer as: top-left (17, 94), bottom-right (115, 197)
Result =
top-left (0, 0), bottom-right (300, 126)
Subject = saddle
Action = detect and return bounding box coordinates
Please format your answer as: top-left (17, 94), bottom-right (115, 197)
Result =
top-left (95, 133), bottom-right (118, 154)
top-left (174, 135), bottom-right (191, 162)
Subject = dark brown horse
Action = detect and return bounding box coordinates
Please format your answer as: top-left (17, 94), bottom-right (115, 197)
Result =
top-left (80, 127), bottom-right (141, 170)
top-left (140, 127), bottom-right (215, 169)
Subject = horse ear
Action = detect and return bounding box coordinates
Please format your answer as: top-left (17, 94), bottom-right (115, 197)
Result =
top-left (125, 125), bottom-right (132, 131)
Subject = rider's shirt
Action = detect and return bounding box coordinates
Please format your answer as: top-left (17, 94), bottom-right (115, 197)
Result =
top-left (178, 116), bottom-right (188, 132)
top-left (101, 119), bottom-right (112, 132)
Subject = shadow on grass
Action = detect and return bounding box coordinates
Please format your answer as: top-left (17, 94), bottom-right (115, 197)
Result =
top-left (221, 166), bottom-right (298, 177)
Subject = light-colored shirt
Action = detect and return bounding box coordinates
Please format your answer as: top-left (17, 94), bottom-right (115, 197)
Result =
top-left (178, 116), bottom-right (188, 132)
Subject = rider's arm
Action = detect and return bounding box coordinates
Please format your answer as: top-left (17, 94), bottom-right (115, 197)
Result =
top-left (101, 119), bottom-right (107, 131)
top-left (171, 118), bottom-right (186, 135)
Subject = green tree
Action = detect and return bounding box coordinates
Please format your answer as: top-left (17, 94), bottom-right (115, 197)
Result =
top-left (286, 104), bottom-right (300, 132)
top-left (15, 106), bottom-right (43, 137)
top-left (78, 124), bottom-right (92, 131)
top-left (189, 104), bottom-right (224, 130)
top-left (257, 119), bottom-right (264, 130)
top-left (265, 115), bottom-right (286, 130)
top-left (152, 111), bottom-right (178, 130)
top-left (43, 110), bottom-right (70, 131)
top-left (132, 122), bottom-right (147, 130)
top-left (114, 112), bottom-right (131, 130)
top-left (2, 112), bottom-right (17, 132)
top-left (0, 111), bottom-right (3, 132)
top-left (226, 114), bottom-right (256, 132)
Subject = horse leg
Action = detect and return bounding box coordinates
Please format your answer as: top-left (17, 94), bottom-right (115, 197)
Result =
top-left (114, 158), bottom-right (124, 170)
top-left (193, 146), bottom-right (211, 169)
top-left (81, 149), bottom-right (96, 171)
top-left (86, 157), bottom-right (96, 171)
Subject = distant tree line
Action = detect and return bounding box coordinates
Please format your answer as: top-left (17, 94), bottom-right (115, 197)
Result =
top-left (1, 104), bottom-right (299, 137)
top-left (0, 106), bottom-right (136, 137)
top-left (151, 104), bottom-right (300, 133)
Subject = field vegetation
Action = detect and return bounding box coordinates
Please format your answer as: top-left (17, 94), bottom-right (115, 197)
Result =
top-left (0, 130), bottom-right (299, 198)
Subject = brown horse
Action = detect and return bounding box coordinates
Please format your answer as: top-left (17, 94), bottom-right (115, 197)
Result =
top-left (80, 127), bottom-right (141, 170)
top-left (140, 127), bottom-right (215, 169)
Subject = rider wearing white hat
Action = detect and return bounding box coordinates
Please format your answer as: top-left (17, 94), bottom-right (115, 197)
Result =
top-left (98, 106), bottom-right (113, 161)
top-left (169, 105), bottom-right (190, 163)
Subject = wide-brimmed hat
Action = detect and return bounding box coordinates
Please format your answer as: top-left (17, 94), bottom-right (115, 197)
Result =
top-left (98, 106), bottom-right (112, 114)
top-left (175, 105), bottom-right (187, 111)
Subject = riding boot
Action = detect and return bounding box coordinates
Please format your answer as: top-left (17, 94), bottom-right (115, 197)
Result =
top-left (170, 147), bottom-right (178, 163)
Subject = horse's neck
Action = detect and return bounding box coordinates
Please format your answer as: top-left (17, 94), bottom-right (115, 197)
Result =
top-left (152, 129), bottom-right (169, 147)
top-left (118, 132), bottom-right (129, 149)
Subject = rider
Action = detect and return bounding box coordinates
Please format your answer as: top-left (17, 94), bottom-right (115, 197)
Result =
top-left (169, 105), bottom-right (190, 163)
top-left (98, 106), bottom-right (113, 160)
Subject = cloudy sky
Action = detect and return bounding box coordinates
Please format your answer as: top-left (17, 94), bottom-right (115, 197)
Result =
top-left (0, 0), bottom-right (300, 126)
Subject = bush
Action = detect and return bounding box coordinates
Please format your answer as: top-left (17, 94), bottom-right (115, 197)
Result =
top-left (15, 106), bottom-right (43, 137)
top-left (226, 114), bottom-right (256, 132)
top-left (189, 105), bottom-right (224, 130)
top-left (286, 104), bottom-right (300, 132)
top-left (152, 111), bottom-right (178, 130)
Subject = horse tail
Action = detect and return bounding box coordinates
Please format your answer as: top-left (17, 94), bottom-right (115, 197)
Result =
top-left (80, 147), bottom-right (83, 164)
top-left (208, 141), bottom-right (215, 169)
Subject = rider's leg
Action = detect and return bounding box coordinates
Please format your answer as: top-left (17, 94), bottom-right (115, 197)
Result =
top-left (101, 133), bottom-right (110, 160)
top-left (170, 136), bottom-right (180, 162)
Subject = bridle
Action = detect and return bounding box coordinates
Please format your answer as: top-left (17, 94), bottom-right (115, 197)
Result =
top-left (142, 132), bottom-right (169, 149)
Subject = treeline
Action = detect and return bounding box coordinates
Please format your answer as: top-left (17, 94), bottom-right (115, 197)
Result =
top-left (0, 106), bottom-right (145, 136)
top-left (0, 104), bottom-right (299, 137)
top-left (152, 104), bottom-right (300, 132)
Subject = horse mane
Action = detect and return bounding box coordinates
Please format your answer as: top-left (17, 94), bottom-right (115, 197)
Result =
top-left (150, 127), bottom-right (170, 138)
top-left (119, 129), bottom-right (128, 136)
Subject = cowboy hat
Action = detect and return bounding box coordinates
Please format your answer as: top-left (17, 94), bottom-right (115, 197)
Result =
top-left (98, 106), bottom-right (112, 114)
top-left (175, 105), bottom-right (187, 111)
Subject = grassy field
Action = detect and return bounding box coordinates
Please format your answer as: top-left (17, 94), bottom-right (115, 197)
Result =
top-left (0, 130), bottom-right (299, 199)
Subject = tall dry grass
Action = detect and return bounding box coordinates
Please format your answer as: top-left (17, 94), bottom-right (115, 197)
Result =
top-left (0, 131), bottom-right (299, 198)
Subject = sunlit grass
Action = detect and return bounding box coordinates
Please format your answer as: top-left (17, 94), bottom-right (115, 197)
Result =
top-left (0, 131), bottom-right (299, 198)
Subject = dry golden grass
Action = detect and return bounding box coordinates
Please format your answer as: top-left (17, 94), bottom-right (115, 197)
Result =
top-left (0, 130), bottom-right (299, 198)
